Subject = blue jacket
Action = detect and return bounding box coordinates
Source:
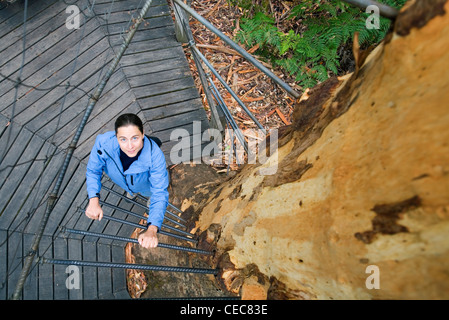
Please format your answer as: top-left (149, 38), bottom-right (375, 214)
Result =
top-left (86, 131), bottom-right (169, 229)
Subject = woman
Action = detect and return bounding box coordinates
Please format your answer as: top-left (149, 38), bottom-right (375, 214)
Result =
top-left (85, 113), bottom-right (169, 249)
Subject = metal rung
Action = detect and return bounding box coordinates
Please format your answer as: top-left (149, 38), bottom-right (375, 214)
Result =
top-left (101, 185), bottom-right (187, 223)
top-left (62, 227), bottom-right (212, 255)
top-left (77, 206), bottom-right (196, 243)
top-left (159, 221), bottom-right (196, 238)
top-left (41, 258), bottom-right (218, 275)
top-left (101, 214), bottom-right (198, 244)
top-left (99, 200), bottom-right (187, 229)
top-left (136, 193), bottom-right (186, 217)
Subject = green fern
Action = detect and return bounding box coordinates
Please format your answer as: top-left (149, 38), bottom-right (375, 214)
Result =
top-left (234, 0), bottom-right (407, 90)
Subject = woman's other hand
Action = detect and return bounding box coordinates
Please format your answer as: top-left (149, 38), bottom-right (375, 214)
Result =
top-left (138, 225), bottom-right (158, 248)
top-left (85, 197), bottom-right (103, 221)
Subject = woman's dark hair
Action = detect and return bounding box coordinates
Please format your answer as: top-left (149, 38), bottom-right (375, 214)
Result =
top-left (115, 113), bottom-right (143, 133)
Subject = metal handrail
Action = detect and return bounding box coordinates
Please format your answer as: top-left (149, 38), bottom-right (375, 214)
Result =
top-left (190, 43), bottom-right (266, 134)
top-left (172, 0), bottom-right (300, 99)
top-left (170, 0), bottom-right (300, 138)
top-left (341, 0), bottom-right (399, 19)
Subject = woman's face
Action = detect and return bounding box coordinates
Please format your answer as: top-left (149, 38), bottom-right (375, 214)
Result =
top-left (116, 125), bottom-right (144, 157)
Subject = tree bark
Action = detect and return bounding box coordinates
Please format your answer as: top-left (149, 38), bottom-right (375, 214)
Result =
top-left (193, 0), bottom-right (449, 299)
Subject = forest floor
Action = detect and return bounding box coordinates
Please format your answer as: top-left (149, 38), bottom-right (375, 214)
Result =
top-left (183, 0), bottom-right (301, 131)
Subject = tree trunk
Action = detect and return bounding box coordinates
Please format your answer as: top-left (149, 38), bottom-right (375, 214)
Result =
top-left (192, 1), bottom-right (449, 299)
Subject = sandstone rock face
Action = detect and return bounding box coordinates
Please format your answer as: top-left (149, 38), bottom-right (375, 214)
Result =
top-left (196, 1), bottom-right (449, 299)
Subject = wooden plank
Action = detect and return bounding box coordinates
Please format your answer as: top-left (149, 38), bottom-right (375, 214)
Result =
top-left (0, 229), bottom-right (7, 299)
top-left (139, 86), bottom-right (201, 109)
top-left (124, 36), bottom-right (180, 55)
top-left (93, 0), bottom-right (167, 15)
top-left (44, 161), bottom-right (86, 236)
top-left (103, 14), bottom-right (173, 37)
top-left (12, 41), bottom-right (113, 131)
top-left (37, 235), bottom-right (54, 300)
top-left (0, 0), bottom-right (96, 87)
top-left (22, 233), bottom-right (38, 300)
top-left (5, 139), bottom-right (58, 232)
top-left (109, 24), bottom-right (176, 47)
top-left (0, 0), bottom-right (59, 52)
top-left (19, 149), bottom-right (65, 235)
top-left (111, 243), bottom-right (128, 296)
top-left (22, 156), bottom-right (79, 237)
top-left (100, 183), bottom-right (145, 242)
top-left (33, 60), bottom-right (124, 140)
top-left (149, 108), bottom-right (208, 132)
top-left (70, 175), bottom-right (115, 235)
top-left (0, 120), bottom-right (25, 177)
top-left (0, 0), bottom-right (221, 302)
top-left (116, 200), bottom-right (147, 240)
top-left (81, 240), bottom-right (98, 299)
top-left (6, 230), bottom-right (22, 299)
top-left (133, 77), bottom-right (196, 100)
top-left (67, 238), bottom-right (83, 299)
top-left (0, 0), bottom-right (34, 27)
top-left (5, 141), bottom-right (58, 232)
top-left (1, 26), bottom-right (110, 120)
top-left (161, 133), bottom-right (211, 165)
top-left (45, 74), bottom-right (132, 152)
top-left (0, 133), bottom-right (45, 230)
top-left (0, 125), bottom-right (34, 197)
top-left (142, 98), bottom-right (204, 124)
top-left (115, 190), bottom-right (145, 236)
top-left (121, 56), bottom-right (188, 77)
top-left (56, 163), bottom-right (90, 234)
top-left (0, 113), bottom-right (10, 138)
top-left (126, 64), bottom-right (191, 88)
top-left (85, 183), bottom-right (125, 239)
top-left (44, 70), bottom-right (128, 144)
top-left (120, 46), bottom-right (185, 67)
top-left (97, 242), bottom-right (114, 299)
top-left (73, 80), bottom-right (136, 142)
top-left (0, 16), bottom-right (105, 103)
top-left (53, 237), bottom-right (69, 299)
top-left (100, 4), bottom-right (170, 25)
top-left (148, 119), bottom-right (208, 144)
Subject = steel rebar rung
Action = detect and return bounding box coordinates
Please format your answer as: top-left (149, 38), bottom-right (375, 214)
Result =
top-left (41, 258), bottom-right (218, 275)
top-left (101, 185), bottom-right (187, 223)
top-left (100, 213), bottom-right (198, 244)
top-left (99, 200), bottom-right (187, 229)
top-left (62, 227), bottom-right (212, 255)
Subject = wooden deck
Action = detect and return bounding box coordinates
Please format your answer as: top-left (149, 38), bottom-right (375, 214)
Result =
top-left (0, 0), bottom-right (210, 299)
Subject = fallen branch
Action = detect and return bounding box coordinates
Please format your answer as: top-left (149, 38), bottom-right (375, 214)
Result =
top-left (275, 107), bottom-right (291, 125)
